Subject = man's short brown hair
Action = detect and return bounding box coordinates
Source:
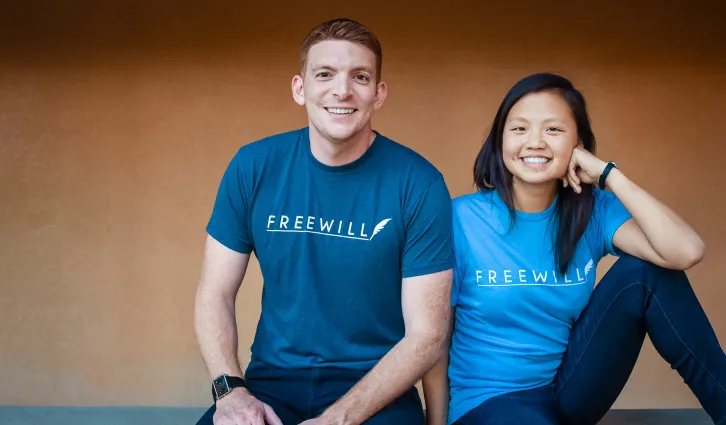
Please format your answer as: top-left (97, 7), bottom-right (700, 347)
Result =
top-left (299, 18), bottom-right (383, 82)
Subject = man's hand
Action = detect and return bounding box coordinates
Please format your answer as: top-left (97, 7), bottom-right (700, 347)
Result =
top-left (214, 388), bottom-right (283, 425)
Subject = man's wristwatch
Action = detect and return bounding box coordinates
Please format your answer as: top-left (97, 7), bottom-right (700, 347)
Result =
top-left (212, 373), bottom-right (248, 402)
top-left (598, 161), bottom-right (618, 190)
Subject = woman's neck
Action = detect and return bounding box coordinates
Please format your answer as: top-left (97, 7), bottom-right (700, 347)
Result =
top-left (511, 178), bottom-right (558, 213)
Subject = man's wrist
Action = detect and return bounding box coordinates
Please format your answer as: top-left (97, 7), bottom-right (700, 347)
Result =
top-left (319, 404), bottom-right (353, 425)
top-left (212, 373), bottom-right (248, 402)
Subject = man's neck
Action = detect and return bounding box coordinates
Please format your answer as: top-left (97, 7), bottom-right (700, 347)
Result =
top-left (309, 125), bottom-right (375, 167)
top-left (512, 179), bottom-right (558, 213)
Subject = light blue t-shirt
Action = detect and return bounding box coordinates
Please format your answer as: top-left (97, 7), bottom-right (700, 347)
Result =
top-left (206, 127), bottom-right (454, 372)
top-left (447, 188), bottom-right (632, 424)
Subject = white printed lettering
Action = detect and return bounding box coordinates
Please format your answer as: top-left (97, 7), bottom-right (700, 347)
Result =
top-left (320, 218), bottom-right (334, 232)
top-left (533, 270), bottom-right (547, 283)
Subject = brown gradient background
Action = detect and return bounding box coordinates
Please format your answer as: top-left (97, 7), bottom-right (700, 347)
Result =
top-left (1, 0), bottom-right (725, 408)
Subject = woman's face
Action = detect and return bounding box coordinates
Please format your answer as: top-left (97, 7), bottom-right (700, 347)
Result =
top-left (502, 90), bottom-right (579, 187)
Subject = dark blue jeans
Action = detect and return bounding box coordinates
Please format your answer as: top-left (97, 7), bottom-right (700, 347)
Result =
top-left (455, 255), bottom-right (726, 425)
top-left (196, 364), bottom-right (424, 425)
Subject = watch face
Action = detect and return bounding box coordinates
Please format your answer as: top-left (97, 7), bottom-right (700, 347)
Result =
top-left (213, 376), bottom-right (230, 398)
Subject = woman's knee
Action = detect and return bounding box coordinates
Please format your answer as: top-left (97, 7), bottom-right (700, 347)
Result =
top-left (606, 254), bottom-right (687, 288)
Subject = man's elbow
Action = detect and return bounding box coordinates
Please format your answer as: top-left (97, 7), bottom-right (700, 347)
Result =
top-left (409, 325), bottom-right (449, 359)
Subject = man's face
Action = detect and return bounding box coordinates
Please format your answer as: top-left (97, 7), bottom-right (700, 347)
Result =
top-left (292, 40), bottom-right (387, 143)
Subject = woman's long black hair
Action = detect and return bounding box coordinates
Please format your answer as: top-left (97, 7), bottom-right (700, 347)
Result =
top-left (474, 73), bottom-right (596, 276)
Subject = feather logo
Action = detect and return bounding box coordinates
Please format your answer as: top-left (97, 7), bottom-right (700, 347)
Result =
top-left (584, 258), bottom-right (594, 277)
top-left (369, 218), bottom-right (392, 240)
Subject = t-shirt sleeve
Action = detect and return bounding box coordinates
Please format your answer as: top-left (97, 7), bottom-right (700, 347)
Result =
top-left (401, 175), bottom-right (455, 279)
top-left (205, 152), bottom-right (254, 254)
top-left (593, 189), bottom-right (632, 257)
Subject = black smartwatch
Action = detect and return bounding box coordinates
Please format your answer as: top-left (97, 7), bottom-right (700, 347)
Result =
top-left (598, 161), bottom-right (618, 190)
top-left (212, 374), bottom-right (247, 402)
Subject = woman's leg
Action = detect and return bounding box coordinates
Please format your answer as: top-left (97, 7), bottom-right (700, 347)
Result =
top-left (453, 386), bottom-right (559, 425)
top-left (554, 254), bottom-right (726, 425)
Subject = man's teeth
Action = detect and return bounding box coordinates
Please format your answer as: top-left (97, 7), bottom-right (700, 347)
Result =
top-left (523, 157), bottom-right (550, 164)
top-left (327, 108), bottom-right (355, 115)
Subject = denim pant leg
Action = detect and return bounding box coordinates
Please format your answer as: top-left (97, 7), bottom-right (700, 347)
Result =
top-left (362, 387), bottom-right (424, 425)
top-left (311, 367), bottom-right (425, 425)
top-left (453, 386), bottom-right (559, 425)
top-left (554, 254), bottom-right (726, 425)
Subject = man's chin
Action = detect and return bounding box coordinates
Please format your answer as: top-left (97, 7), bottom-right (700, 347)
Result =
top-left (323, 127), bottom-right (360, 143)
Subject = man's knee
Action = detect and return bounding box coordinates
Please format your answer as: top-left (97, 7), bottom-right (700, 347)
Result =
top-left (196, 404), bottom-right (216, 425)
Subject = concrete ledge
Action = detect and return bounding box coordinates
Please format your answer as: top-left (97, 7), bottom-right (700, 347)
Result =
top-left (0, 407), bottom-right (713, 425)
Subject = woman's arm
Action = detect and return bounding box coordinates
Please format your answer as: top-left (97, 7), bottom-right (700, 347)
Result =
top-left (565, 147), bottom-right (705, 270)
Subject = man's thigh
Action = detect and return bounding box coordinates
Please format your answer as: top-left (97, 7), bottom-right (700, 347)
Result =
top-left (361, 387), bottom-right (425, 425)
top-left (196, 366), bottom-right (311, 425)
top-left (196, 397), bottom-right (304, 425)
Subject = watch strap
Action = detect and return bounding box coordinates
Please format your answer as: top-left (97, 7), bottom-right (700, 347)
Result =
top-left (599, 161), bottom-right (617, 190)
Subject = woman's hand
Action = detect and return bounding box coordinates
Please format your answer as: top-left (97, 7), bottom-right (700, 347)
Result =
top-left (562, 146), bottom-right (608, 193)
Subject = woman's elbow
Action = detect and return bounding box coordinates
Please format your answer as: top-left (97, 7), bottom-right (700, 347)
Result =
top-left (674, 239), bottom-right (706, 270)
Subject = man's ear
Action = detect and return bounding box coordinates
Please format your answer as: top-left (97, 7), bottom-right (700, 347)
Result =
top-left (292, 75), bottom-right (305, 106)
top-left (373, 81), bottom-right (388, 110)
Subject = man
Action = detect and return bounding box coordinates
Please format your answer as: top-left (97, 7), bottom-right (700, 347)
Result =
top-left (195, 18), bottom-right (453, 425)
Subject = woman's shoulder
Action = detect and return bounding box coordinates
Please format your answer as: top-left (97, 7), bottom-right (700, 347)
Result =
top-left (452, 189), bottom-right (499, 222)
top-left (591, 187), bottom-right (626, 217)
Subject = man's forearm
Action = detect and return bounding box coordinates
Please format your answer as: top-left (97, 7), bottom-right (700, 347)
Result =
top-left (321, 332), bottom-right (445, 425)
top-left (194, 292), bottom-right (243, 379)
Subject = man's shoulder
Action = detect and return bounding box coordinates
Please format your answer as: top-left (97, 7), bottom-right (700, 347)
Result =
top-left (234, 127), bottom-right (304, 159)
top-left (375, 132), bottom-right (444, 182)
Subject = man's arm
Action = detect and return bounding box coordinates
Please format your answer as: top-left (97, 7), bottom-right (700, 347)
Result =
top-left (422, 309), bottom-right (454, 425)
top-left (194, 235), bottom-right (281, 425)
top-left (315, 269), bottom-right (453, 425)
top-left (195, 234), bottom-right (249, 380)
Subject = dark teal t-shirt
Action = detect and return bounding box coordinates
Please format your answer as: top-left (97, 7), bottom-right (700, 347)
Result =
top-left (206, 127), bottom-right (454, 371)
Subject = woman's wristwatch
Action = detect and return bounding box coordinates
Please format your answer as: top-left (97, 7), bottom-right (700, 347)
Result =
top-left (599, 161), bottom-right (618, 190)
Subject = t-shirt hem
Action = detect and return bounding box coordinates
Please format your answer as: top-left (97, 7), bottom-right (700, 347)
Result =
top-left (247, 357), bottom-right (378, 372)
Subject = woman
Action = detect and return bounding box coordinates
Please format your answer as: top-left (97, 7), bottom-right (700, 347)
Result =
top-left (423, 73), bottom-right (726, 425)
